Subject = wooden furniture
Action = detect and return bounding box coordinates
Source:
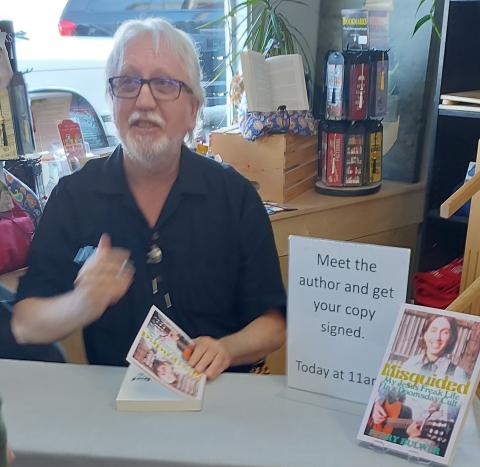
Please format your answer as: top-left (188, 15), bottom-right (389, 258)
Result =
top-left (441, 140), bottom-right (480, 397)
top-left (419, 0), bottom-right (480, 271)
top-left (441, 140), bottom-right (480, 317)
top-left (210, 130), bottom-right (317, 202)
top-left (0, 268), bottom-right (26, 292)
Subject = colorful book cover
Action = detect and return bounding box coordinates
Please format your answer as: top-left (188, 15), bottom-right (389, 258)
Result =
top-left (125, 306), bottom-right (206, 403)
top-left (358, 304), bottom-right (480, 465)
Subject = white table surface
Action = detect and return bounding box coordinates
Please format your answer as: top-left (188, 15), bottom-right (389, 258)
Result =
top-left (1, 359), bottom-right (479, 467)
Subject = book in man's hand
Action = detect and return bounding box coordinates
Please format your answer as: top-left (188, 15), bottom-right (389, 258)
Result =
top-left (240, 50), bottom-right (309, 112)
top-left (357, 303), bottom-right (480, 465)
top-left (116, 305), bottom-right (206, 411)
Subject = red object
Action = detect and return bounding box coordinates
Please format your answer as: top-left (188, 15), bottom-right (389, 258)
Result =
top-left (58, 19), bottom-right (77, 36)
top-left (413, 258), bottom-right (463, 308)
top-left (348, 62), bottom-right (369, 121)
top-left (325, 132), bottom-right (344, 186)
top-left (0, 203), bottom-right (34, 274)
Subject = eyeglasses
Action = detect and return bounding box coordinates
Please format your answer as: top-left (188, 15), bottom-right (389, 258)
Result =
top-left (108, 76), bottom-right (193, 101)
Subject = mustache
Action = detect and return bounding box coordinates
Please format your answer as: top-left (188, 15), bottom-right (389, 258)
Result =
top-left (128, 111), bottom-right (166, 127)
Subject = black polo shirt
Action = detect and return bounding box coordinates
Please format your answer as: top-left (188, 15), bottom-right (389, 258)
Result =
top-left (17, 145), bottom-right (286, 368)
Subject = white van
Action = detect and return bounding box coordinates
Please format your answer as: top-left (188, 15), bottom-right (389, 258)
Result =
top-left (3, 0), bottom-right (227, 148)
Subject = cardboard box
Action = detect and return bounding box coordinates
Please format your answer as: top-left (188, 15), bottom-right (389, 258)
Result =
top-left (210, 129), bottom-right (318, 202)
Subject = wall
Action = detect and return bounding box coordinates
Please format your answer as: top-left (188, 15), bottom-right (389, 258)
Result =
top-left (277, 0), bottom-right (322, 85)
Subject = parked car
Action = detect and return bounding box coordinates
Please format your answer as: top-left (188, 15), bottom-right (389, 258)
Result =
top-left (3, 0), bottom-right (227, 149)
top-left (59, 0), bottom-right (227, 108)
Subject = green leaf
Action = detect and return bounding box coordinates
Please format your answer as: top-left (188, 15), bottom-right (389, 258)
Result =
top-left (413, 13), bottom-right (432, 36)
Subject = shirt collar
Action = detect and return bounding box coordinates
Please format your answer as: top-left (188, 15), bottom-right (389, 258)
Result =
top-left (89, 144), bottom-right (208, 196)
top-left (417, 351), bottom-right (451, 373)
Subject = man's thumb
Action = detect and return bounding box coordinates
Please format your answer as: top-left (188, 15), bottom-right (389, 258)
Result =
top-left (97, 233), bottom-right (111, 252)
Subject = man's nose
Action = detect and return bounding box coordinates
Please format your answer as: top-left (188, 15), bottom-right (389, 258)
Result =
top-left (136, 82), bottom-right (157, 108)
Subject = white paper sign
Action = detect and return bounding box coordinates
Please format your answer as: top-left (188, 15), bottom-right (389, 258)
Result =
top-left (287, 236), bottom-right (411, 403)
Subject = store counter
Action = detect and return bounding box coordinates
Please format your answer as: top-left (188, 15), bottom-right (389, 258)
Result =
top-left (1, 359), bottom-right (479, 467)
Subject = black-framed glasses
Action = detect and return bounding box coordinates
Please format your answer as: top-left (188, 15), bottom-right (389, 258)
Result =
top-left (108, 76), bottom-right (193, 101)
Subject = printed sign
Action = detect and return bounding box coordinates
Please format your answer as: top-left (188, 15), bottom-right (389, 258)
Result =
top-left (287, 236), bottom-right (410, 403)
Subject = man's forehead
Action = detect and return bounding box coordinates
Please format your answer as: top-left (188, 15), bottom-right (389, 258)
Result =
top-left (120, 36), bottom-right (183, 76)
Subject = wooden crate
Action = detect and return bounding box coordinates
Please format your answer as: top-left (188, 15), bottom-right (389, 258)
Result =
top-left (210, 128), bottom-right (317, 203)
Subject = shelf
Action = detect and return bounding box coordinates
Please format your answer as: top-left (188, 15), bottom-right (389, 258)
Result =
top-left (438, 108), bottom-right (480, 119)
top-left (427, 208), bottom-right (469, 225)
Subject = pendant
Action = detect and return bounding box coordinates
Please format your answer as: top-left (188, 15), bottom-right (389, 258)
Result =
top-left (147, 244), bottom-right (163, 264)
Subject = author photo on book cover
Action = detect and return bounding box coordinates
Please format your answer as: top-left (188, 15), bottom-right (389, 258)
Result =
top-left (366, 309), bottom-right (480, 457)
top-left (152, 359), bottom-right (200, 397)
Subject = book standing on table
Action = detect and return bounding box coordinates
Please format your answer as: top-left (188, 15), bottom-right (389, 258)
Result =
top-left (116, 306), bottom-right (206, 411)
top-left (358, 303), bottom-right (480, 465)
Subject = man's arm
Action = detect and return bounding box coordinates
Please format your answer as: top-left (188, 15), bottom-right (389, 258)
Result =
top-left (188, 309), bottom-right (286, 380)
top-left (12, 234), bottom-right (133, 344)
top-left (13, 291), bottom-right (98, 344)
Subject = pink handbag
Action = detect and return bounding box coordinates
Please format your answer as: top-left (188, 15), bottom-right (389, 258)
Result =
top-left (0, 203), bottom-right (34, 274)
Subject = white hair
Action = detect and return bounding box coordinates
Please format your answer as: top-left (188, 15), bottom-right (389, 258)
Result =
top-left (105, 17), bottom-right (205, 111)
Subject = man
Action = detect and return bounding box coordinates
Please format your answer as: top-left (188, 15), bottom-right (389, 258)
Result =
top-left (12, 18), bottom-right (286, 380)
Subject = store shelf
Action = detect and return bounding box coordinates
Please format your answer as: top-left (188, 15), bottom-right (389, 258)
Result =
top-left (438, 108), bottom-right (480, 119)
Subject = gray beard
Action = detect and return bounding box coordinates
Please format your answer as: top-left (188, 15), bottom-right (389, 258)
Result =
top-left (120, 132), bottom-right (174, 169)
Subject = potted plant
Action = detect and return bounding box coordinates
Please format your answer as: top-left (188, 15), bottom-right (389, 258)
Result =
top-left (203, 0), bottom-right (313, 80)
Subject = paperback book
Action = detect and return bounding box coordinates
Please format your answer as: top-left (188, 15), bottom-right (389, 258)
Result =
top-left (240, 50), bottom-right (309, 112)
top-left (357, 303), bottom-right (480, 465)
top-left (116, 306), bottom-right (206, 411)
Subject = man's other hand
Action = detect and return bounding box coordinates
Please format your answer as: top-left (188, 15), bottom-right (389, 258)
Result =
top-left (188, 336), bottom-right (232, 380)
top-left (74, 234), bottom-right (134, 320)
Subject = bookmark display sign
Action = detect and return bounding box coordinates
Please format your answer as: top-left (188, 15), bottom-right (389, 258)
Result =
top-left (287, 236), bottom-right (410, 403)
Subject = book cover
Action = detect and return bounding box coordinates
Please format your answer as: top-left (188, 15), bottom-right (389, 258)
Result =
top-left (240, 51), bottom-right (309, 112)
top-left (358, 304), bottom-right (480, 465)
top-left (341, 9), bottom-right (369, 51)
top-left (120, 306), bottom-right (206, 410)
top-left (116, 366), bottom-right (202, 412)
